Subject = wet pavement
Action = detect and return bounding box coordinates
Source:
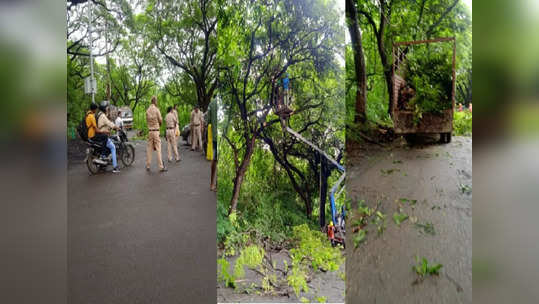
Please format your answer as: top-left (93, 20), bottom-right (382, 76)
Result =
top-left (345, 136), bottom-right (472, 304)
top-left (68, 137), bottom-right (216, 304)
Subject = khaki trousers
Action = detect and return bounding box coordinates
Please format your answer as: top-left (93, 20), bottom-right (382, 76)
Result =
top-left (146, 131), bottom-right (164, 169)
top-left (191, 125), bottom-right (202, 150)
top-left (166, 129), bottom-right (179, 161)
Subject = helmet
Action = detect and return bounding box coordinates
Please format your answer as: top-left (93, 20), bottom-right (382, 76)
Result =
top-left (99, 100), bottom-right (109, 112)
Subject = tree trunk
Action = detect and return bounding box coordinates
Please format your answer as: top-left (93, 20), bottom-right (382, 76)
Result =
top-left (228, 135), bottom-right (257, 215)
top-left (346, 0), bottom-right (367, 123)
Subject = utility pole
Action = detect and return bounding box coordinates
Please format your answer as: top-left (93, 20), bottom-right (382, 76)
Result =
top-left (88, 0), bottom-right (95, 104)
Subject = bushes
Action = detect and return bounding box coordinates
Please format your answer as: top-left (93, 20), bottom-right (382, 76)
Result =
top-left (405, 47), bottom-right (453, 115)
top-left (453, 111), bottom-right (472, 136)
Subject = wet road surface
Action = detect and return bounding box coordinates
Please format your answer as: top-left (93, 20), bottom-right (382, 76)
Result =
top-left (68, 138), bottom-right (216, 304)
top-left (346, 136), bottom-right (472, 304)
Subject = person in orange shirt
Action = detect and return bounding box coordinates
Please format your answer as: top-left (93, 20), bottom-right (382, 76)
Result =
top-left (86, 103), bottom-right (98, 139)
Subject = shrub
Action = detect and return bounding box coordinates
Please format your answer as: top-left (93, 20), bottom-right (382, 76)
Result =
top-left (453, 110), bottom-right (472, 136)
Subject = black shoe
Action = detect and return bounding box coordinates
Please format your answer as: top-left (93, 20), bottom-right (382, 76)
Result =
top-left (160, 167), bottom-right (168, 172)
top-left (112, 167), bottom-right (120, 173)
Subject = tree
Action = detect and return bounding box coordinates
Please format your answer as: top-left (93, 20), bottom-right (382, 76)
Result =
top-left (349, 0), bottom-right (471, 123)
top-left (219, 0), bottom-right (344, 216)
top-left (346, 0), bottom-right (367, 123)
top-left (147, 0), bottom-right (218, 111)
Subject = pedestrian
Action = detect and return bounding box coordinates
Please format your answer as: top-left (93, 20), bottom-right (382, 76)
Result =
top-left (468, 103), bottom-right (472, 113)
top-left (190, 105), bottom-right (204, 151)
top-left (146, 96), bottom-right (167, 172)
top-left (207, 98), bottom-right (218, 191)
top-left (165, 106), bottom-right (180, 163)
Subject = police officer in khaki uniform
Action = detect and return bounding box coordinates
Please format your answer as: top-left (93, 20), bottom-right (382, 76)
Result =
top-left (190, 106), bottom-right (204, 151)
top-left (146, 96), bottom-right (167, 172)
top-left (165, 106), bottom-right (180, 163)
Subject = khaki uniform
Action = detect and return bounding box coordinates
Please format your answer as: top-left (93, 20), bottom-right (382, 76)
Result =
top-left (173, 109), bottom-right (180, 140)
top-left (146, 104), bottom-right (164, 170)
top-left (165, 112), bottom-right (180, 161)
top-left (190, 109), bottom-right (204, 151)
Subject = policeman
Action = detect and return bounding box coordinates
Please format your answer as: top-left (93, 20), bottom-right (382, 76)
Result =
top-left (165, 106), bottom-right (180, 163)
top-left (146, 96), bottom-right (167, 172)
top-left (190, 105), bottom-right (204, 152)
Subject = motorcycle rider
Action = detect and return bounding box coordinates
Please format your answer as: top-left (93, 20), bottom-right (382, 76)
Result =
top-left (95, 100), bottom-right (121, 173)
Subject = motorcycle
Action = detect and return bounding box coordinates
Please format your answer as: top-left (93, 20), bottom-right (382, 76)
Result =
top-left (85, 129), bottom-right (135, 174)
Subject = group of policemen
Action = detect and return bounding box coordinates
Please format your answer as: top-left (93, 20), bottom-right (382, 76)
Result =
top-left (85, 96), bottom-right (218, 191)
top-left (145, 95), bottom-right (218, 191)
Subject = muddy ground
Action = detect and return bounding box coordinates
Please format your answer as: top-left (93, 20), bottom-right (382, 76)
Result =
top-left (345, 136), bottom-right (472, 304)
top-left (217, 250), bottom-right (345, 303)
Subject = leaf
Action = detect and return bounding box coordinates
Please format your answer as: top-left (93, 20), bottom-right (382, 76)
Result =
top-left (354, 229), bottom-right (366, 248)
top-left (393, 212), bottom-right (409, 226)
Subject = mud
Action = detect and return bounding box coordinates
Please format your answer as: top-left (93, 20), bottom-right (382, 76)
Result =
top-left (345, 136), bottom-right (472, 303)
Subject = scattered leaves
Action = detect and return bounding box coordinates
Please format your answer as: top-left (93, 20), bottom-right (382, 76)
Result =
top-left (393, 212), bottom-right (409, 226)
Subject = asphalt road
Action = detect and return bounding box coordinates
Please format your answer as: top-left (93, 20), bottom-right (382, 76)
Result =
top-left (346, 136), bottom-right (472, 304)
top-left (68, 138), bottom-right (216, 304)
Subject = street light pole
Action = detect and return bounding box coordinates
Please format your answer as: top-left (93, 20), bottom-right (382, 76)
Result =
top-left (88, 0), bottom-right (95, 103)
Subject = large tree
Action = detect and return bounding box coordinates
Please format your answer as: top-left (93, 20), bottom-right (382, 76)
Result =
top-left (147, 0), bottom-right (218, 111)
top-left (219, 0), bottom-right (344, 216)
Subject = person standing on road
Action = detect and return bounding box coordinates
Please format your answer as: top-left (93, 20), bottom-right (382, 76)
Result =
top-left (165, 106), bottom-right (180, 163)
top-left (190, 106), bottom-right (204, 152)
top-left (207, 98), bottom-right (218, 191)
top-left (96, 101), bottom-right (121, 173)
top-left (146, 96), bottom-right (167, 172)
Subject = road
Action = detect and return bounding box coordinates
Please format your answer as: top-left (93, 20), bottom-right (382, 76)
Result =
top-left (68, 137), bottom-right (216, 304)
top-left (345, 136), bottom-right (472, 304)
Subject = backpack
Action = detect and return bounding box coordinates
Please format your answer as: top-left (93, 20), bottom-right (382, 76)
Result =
top-left (77, 113), bottom-right (89, 142)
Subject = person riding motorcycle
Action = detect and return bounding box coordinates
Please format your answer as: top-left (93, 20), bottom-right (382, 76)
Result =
top-left (95, 100), bottom-right (121, 173)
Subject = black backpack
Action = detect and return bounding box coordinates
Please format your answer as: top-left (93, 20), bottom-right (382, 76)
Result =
top-left (77, 113), bottom-right (89, 141)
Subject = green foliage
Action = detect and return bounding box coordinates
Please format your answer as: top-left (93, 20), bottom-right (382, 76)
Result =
top-left (415, 222), bottom-right (436, 236)
top-left (316, 296), bottom-right (328, 303)
top-left (353, 229), bottom-right (366, 248)
top-left (453, 110), bottom-right (472, 136)
top-left (392, 212), bottom-right (409, 226)
top-left (289, 224), bottom-right (343, 272)
top-left (287, 265), bottom-right (309, 297)
top-left (346, 0), bottom-right (472, 134)
top-left (413, 256), bottom-right (443, 277)
top-left (405, 45), bottom-right (454, 115)
top-left (459, 183), bottom-right (472, 195)
top-left (233, 245), bottom-right (265, 280)
top-left (217, 257), bottom-right (235, 288)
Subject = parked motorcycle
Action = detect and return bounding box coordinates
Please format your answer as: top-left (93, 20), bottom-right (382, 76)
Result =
top-left (85, 129), bottom-right (135, 174)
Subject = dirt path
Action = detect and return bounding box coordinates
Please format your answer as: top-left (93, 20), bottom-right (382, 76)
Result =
top-left (345, 136), bottom-right (472, 304)
top-left (68, 137), bottom-right (216, 304)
